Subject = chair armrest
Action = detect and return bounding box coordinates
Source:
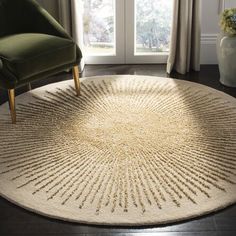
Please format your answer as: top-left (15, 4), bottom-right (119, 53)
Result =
top-left (25, 0), bottom-right (70, 39)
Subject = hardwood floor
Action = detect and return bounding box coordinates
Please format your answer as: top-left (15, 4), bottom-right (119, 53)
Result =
top-left (0, 65), bottom-right (236, 236)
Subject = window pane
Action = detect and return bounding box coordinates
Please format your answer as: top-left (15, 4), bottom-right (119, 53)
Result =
top-left (82, 0), bottom-right (115, 56)
top-left (135, 0), bottom-right (173, 55)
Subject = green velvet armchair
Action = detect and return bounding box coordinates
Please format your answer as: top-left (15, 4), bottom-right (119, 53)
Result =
top-left (0, 0), bottom-right (82, 123)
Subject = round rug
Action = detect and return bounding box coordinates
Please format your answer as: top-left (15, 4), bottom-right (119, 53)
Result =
top-left (0, 75), bottom-right (236, 226)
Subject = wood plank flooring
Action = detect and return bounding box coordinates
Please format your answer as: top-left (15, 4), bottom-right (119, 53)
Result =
top-left (0, 65), bottom-right (236, 236)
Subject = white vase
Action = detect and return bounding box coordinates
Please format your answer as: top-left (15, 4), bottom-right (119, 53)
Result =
top-left (216, 32), bottom-right (236, 87)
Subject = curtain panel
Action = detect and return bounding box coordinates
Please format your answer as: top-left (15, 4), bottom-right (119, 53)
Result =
top-left (167, 0), bottom-right (201, 75)
top-left (58, 0), bottom-right (85, 71)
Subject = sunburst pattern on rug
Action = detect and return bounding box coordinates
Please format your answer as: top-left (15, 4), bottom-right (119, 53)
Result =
top-left (0, 75), bottom-right (236, 225)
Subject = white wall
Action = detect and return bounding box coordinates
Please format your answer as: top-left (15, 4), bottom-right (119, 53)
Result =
top-left (225, 0), bottom-right (236, 8)
top-left (201, 0), bottom-right (236, 64)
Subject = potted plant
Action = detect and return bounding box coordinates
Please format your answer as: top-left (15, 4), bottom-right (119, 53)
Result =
top-left (217, 8), bottom-right (236, 87)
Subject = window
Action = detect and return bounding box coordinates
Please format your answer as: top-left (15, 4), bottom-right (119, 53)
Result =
top-left (82, 0), bottom-right (115, 56)
top-left (135, 0), bottom-right (173, 54)
top-left (80, 0), bottom-right (174, 64)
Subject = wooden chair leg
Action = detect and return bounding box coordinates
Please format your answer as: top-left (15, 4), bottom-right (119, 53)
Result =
top-left (28, 83), bottom-right (32, 91)
top-left (8, 89), bottom-right (16, 124)
top-left (72, 66), bottom-right (81, 96)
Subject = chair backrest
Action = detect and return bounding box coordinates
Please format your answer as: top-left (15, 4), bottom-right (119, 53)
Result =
top-left (0, 0), bottom-right (38, 37)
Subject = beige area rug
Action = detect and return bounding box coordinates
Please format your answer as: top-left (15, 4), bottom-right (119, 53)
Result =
top-left (0, 75), bottom-right (236, 226)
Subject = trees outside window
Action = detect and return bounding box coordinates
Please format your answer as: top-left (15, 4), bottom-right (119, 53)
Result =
top-left (136, 0), bottom-right (173, 53)
top-left (82, 0), bottom-right (115, 55)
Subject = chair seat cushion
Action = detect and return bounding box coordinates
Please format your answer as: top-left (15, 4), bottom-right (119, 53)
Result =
top-left (0, 33), bottom-right (77, 82)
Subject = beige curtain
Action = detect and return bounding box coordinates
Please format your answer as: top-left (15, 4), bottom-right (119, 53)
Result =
top-left (167, 0), bottom-right (201, 75)
top-left (58, 0), bottom-right (85, 71)
top-left (58, 0), bottom-right (72, 34)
